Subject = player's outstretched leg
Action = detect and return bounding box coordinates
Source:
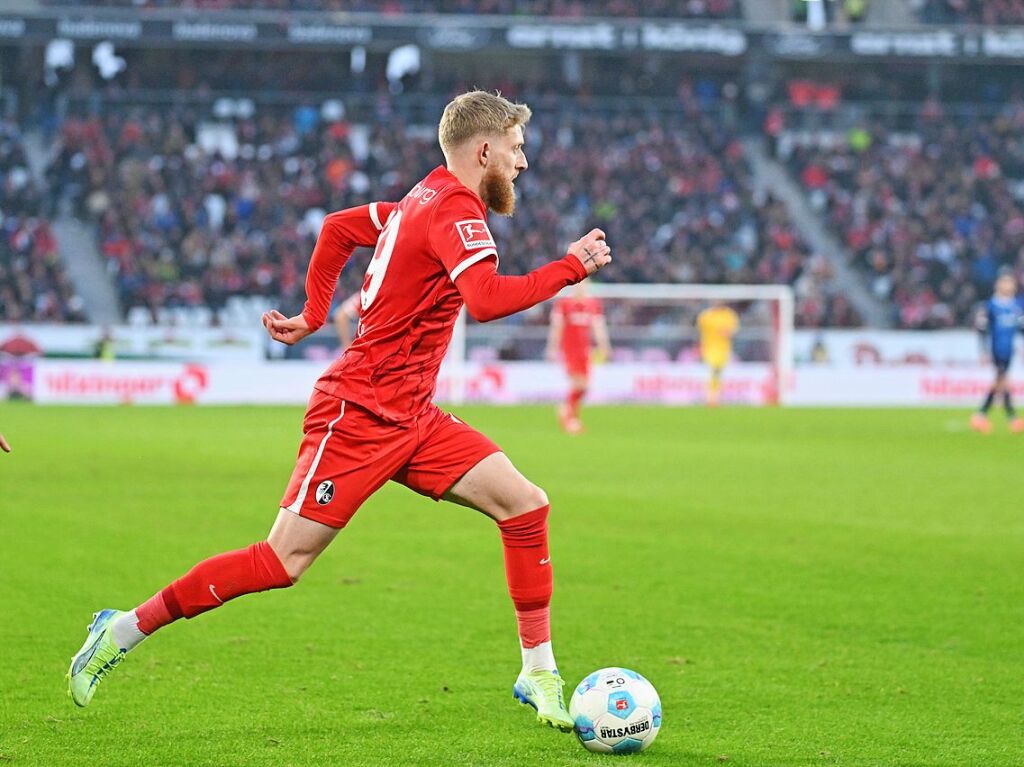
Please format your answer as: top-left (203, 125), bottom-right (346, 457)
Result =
top-left (66, 511), bottom-right (336, 707)
top-left (443, 453), bottom-right (573, 732)
top-left (67, 540), bottom-right (292, 707)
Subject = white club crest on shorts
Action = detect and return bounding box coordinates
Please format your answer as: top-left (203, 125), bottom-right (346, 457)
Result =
top-left (455, 219), bottom-right (495, 250)
top-left (315, 480), bottom-right (335, 505)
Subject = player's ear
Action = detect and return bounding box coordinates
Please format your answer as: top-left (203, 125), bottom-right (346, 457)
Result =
top-left (479, 140), bottom-right (489, 167)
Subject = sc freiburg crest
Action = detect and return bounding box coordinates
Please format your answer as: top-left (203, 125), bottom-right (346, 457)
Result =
top-left (315, 480), bottom-right (335, 505)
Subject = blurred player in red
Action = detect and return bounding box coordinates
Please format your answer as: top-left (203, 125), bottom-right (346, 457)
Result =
top-left (67, 91), bottom-right (612, 731)
top-left (545, 282), bottom-right (610, 433)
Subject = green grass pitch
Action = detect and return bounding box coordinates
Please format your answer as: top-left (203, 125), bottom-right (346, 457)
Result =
top-left (1, 404), bottom-right (1022, 767)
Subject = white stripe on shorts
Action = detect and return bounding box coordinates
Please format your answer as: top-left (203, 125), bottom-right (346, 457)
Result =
top-left (285, 400), bottom-right (346, 514)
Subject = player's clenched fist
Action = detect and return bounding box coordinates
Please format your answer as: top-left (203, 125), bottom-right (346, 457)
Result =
top-left (567, 228), bottom-right (612, 276)
top-left (262, 310), bottom-right (313, 346)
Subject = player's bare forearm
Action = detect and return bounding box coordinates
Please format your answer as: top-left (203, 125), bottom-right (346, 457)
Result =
top-left (0, 431), bottom-right (10, 453)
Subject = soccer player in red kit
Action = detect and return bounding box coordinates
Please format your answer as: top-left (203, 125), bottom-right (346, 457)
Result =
top-left (545, 282), bottom-right (611, 434)
top-left (67, 91), bottom-right (612, 731)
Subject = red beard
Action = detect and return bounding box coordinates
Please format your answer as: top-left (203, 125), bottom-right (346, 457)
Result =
top-left (481, 166), bottom-right (516, 216)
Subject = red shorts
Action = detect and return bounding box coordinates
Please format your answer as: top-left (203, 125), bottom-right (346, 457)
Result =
top-left (563, 353), bottom-right (590, 377)
top-left (279, 389), bottom-right (501, 528)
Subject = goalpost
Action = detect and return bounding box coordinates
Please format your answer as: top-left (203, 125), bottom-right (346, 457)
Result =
top-left (446, 283), bottom-right (795, 406)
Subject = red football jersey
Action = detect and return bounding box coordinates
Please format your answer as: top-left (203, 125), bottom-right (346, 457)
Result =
top-left (556, 296), bottom-right (603, 355)
top-left (314, 166), bottom-right (500, 422)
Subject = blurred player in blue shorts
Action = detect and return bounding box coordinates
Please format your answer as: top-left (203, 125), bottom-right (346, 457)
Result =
top-left (971, 269), bottom-right (1024, 433)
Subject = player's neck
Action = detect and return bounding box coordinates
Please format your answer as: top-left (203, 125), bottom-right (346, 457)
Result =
top-left (445, 163), bottom-right (484, 202)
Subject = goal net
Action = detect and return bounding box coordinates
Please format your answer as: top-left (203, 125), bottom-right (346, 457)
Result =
top-left (442, 283), bottom-right (795, 407)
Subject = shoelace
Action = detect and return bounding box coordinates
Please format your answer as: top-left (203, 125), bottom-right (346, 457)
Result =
top-left (90, 647), bottom-right (126, 686)
top-left (534, 674), bottom-right (566, 706)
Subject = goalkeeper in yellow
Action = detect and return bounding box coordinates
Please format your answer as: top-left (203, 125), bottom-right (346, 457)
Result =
top-left (696, 302), bottom-right (739, 406)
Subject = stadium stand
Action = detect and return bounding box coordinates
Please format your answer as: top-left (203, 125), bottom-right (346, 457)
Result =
top-left (43, 91), bottom-right (852, 328)
top-left (779, 100), bottom-right (1024, 328)
top-left (0, 121), bottom-right (85, 323)
top-left (39, 0), bottom-right (741, 19)
top-left (914, 0), bottom-right (1024, 25)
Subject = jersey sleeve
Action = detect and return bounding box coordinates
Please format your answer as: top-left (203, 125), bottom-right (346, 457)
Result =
top-left (455, 255), bottom-right (587, 323)
top-left (302, 202), bottom-right (398, 331)
top-left (429, 189), bottom-right (499, 281)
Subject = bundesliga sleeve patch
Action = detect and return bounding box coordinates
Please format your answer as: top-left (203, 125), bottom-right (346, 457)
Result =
top-left (454, 219), bottom-right (496, 250)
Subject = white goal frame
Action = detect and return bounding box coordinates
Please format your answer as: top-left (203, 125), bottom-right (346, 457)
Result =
top-left (447, 283), bottom-right (795, 406)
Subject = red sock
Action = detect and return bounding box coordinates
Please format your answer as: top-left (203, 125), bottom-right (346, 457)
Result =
top-left (136, 541), bottom-right (292, 635)
top-left (515, 607), bottom-right (551, 649)
top-left (497, 505), bottom-right (552, 648)
top-left (567, 388), bottom-right (586, 418)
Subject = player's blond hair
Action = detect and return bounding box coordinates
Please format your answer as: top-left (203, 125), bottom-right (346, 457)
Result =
top-left (438, 90), bottom-right (532, 157)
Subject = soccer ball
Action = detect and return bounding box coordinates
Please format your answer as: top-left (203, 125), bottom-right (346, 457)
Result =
top-left (569, 667), bottom-right (662, 754)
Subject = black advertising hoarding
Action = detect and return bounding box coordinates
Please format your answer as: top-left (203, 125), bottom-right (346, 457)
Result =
top-left (1, 10), bottom-right (1023, 62)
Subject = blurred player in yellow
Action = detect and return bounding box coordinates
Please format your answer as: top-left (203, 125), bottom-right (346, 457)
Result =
top-left (696, 302), bottom-right (739, 406)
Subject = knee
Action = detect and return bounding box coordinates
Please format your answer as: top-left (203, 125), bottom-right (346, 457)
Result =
top-left (503, 483), bottom-right (548, 521)
top-left (266, 541), bottom-right (314, 585)
top-left (526, 483), bottom-right (549, 510)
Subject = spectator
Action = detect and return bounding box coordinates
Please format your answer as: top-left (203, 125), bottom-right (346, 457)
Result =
top-left (0, 121), bottom-right (85, 323)
top-left (783, 100), bottom-right (1024, 327)
top-left (916, 0), bottom-right (1024, 25)
top-left (48, 94), bottom-right (848, 328)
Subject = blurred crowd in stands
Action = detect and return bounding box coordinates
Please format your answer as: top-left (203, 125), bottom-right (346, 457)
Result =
top-left (20, 73), bottom-right (1024, 332)
top-left (40, 0), bottom-right (740, 18)
top-left (40, 86), bottom-right (854, 329)
top-left (781, 99), bottom-right (1024, 328)
top-left (0, 122), bottom-right (86, 323)
top-left (914, 0), bottom-right (1024, 25)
